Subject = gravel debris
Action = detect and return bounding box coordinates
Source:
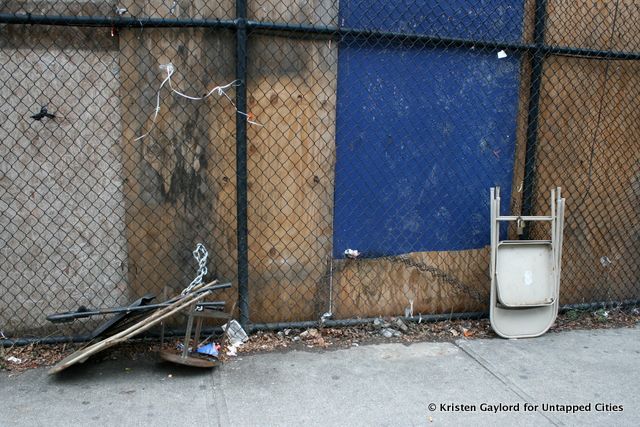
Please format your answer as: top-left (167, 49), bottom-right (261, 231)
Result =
top-left (2, 307), bottom-right (638, 373)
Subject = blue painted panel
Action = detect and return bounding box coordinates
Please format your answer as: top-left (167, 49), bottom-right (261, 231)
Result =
top-left (339, 0), bottom-right (525, 43)
top-left (333, 46), bottom-right (521, 258)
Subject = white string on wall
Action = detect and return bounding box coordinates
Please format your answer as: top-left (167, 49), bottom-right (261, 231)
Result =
top-left (135, 63), bottom-right (263, 142)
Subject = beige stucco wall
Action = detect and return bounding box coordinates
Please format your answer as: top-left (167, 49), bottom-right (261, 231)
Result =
top-left (0, 24), bottom-right (128, 334)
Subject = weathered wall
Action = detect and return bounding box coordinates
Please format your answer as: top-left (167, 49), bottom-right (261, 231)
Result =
top-left (325, 0), bottom-right (526, 320)
top-left (331, 249), bottom-right (489, 319)
top-left (326, 0), bottom-right (639, 319)
top-left (118, 0), bottom-right (238, 309)
top-left (1, 0), bottom-right (638, 334)
top-left (0, 0), bottom-right (241, 334)
top-left (0, 24), bottom-right (127, 333)
top-left (532, 56), bottom-right (640, 303)
top-left (2, 0), bottom-right (115, 17)
top-left (119, 27), bottom-right (238, 301)
top-left (117, 0), bottom-right (339, 323)
top-left (117, 0), bottom-right (338, 324)
top-left (545, 0), bottom-right (640, 52)
top-left (527, 1), bottom-right (640, 304)
top-left (1, 0), bottom-right (339, 332)
top-left (245, 0), bottom-right (338, 322)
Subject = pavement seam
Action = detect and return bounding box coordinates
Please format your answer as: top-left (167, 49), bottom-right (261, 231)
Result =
top-left (201, 376), bottom-right (215, 426)
top-left (454, 340), bottom-right (562, 427)
top-left (209, 366), bottom-right (231, 427)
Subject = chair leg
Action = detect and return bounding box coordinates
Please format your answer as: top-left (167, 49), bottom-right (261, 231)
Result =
top-left (182, 305), bottom-right (195, 358)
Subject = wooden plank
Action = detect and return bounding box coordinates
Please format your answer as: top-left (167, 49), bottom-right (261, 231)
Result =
top-left (123, 0), bottom-right (233, 20)
top-left (545, 0), bottom-right (639, 51)
top-left (248, 0), bottom-right (337, 25)
top-left (532, 56), bottom-right (640, 303)
top-left (245, 36), bottom-right (337, 322)
top-left (118, 26), bottom-right (237, 305)
top-left (331, 249), bottom-right (489, 319)
top-left (511, 0), bottom-right (639, 304)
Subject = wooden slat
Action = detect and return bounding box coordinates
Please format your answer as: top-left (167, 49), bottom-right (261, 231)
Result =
top-left (49, 281), bottom-right (220, 374)
top-left (331, 249), bottom-right (490, 319)
top-left (245, 35), bottom-right (337, 322)
top-left (118, 26), bottom-right (237, 305)
top-left (531, 56), bottom-right (640, 303)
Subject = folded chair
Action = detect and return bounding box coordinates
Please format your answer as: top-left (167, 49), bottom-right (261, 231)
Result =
top-left (489, 187), bottom-right (565, 338)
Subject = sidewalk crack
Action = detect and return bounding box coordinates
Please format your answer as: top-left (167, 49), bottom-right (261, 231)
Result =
top-left (454, 341), bottom-right (562, 427)
top-left (208, 367), bottom-right (231, 427)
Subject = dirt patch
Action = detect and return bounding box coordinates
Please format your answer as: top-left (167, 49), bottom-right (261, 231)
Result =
top-left (237, 306), bottom-right (640, 356)
top-left (0, 341), bottom-right (159, 374)
top-left (2, 307), bottom-right (638, 373)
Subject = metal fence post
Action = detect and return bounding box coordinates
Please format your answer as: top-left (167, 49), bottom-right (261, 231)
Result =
top-left (521, 0), bottom-right (548, 238)
top-left (235, 0), bottom-right (250, 327)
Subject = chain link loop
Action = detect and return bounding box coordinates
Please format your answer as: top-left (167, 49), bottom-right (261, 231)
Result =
top-left (182, 244), bottom-right (209, 295)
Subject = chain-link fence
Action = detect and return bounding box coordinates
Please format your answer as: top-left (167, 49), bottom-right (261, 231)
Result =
top-left (1, 0), bottom-right (638, 341)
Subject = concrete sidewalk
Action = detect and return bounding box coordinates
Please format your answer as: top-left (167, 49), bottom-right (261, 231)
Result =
top-left (1, 327), bottom-right (638, 426)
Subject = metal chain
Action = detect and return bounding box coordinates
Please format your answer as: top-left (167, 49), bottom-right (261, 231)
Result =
top-left (182, 243), bottom-right (208, 295)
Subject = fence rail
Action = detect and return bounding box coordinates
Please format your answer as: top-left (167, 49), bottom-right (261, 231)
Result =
top-left (1, 0), bottom-right (638, 342)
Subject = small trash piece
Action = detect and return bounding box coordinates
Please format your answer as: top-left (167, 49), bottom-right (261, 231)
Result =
top-left (497, 50), bottom-right (507, 59)
top-left (196, 343), bottom-right (219, 358)
top-left (176, 343), bottom-right (192, 352)
top-left (226, 344), bottom-right (238, 357)
top-left (344, 249), bottom-right (360, 259)
top-left (223, 320), bottom-right (249, 346)
top-left (394, 318), bottom-right (409, 332)
top-left (380, 328), bottom-right (401, 338)
top-left (373, 318), bottom-right (391, 329)
top-left (404, 299), bottom-right (414, 317)
top-left (6, 356), bottom-right (22, 364)
top-left (593, 308), bottom-right (609, 321)
top-left (299, 328), bottom-right (320, 340)
top-left (223, 320), bottom-right (248, 357)
top-left (600, 256), bottom-right (612, 268)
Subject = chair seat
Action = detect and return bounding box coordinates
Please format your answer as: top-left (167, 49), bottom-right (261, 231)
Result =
top-left (495, 242), bottom-right (556, 308)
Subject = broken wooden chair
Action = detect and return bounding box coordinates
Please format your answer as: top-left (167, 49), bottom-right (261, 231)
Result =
top-left (158, 299), bottom-right (232, 368)
top-left (48, 280), bottom-right (231, 374)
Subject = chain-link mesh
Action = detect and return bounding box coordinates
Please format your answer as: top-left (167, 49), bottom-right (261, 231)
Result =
top-left (0, 0), bottom-right (638, 339)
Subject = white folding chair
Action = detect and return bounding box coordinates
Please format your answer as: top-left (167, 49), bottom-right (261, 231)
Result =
top-left (489, 187), bottom-right (565, 338)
